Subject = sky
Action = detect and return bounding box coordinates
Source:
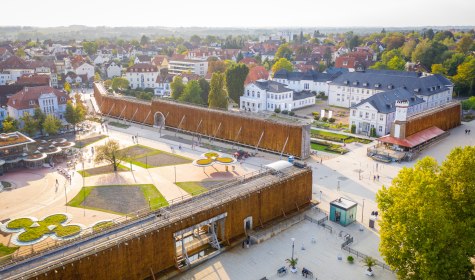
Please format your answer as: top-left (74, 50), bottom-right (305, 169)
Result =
top-left (1, 0), bottom-right (474, 28)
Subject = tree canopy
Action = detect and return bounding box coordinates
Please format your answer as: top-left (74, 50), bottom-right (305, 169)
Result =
top-left (43, 114), bottom-right (62, 135)
top-left (179, 80), bottom-right (203, 105)
top-left (225, 63), bottom-right (249, 104)
top-left (272, 58), bottom-right (293, 74)
top-left (208, 72), bottom-right (228, 110)
top-left (94, 140), bottom-right (126, 172)
top-left (170, 76), bottom-right (185, 100)
top-left (275, 43), bottom-right (293, 60)
top-left (111, 77), bottom-right (129, 92)
top-left (376, 147), bottom-right (475, 280)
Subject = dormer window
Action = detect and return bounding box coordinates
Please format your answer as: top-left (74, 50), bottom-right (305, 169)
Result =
top-left (60, 97), bottom-right (66, 102)
top-left (375, 84), bottom-right (381, 88)
top-left (353, 81), bottom-right (359, 86)
top-left (29, 100), bottom-right (35, 105)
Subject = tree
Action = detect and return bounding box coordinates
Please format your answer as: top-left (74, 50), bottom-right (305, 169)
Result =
top-left (2, 116), bottom-right (18, 133)
top-left (21, 112), bottom-right (39, 136)
top-left (170, 76), bottom-right (185, 100)
top-left (179, 80), bottom-right (203, 105)
top-left (401, 39), bottom-right (417, 59)
top-left (208, 60), bottom-right (227, 74)
top-left (82, 41), bottom-right (98, 55)
top-left (94, 140), bottom-right (126, 172)
top-left (236, 52), bottom-right (244, 63)
top-left (140, 35), bottom-right (150, 46)
top-left (431, 64), bottom-right (447, 75)
top-left (104, 79), bottom-right (112, 88)
top-left (208, 72), bottom-right (228, 110)
top-left (453, 57), bottom-right (475, 96)
top-left (63, 82), bottom-right (71, 94)
top-left (456, 35), bottom-right (473, 54)
top-left (43, 114), bottom-right (62, 135)
top-left (362, 256), bottom-right (377, 274)
top-left (34, 107), bottom-right (46, 135)
top-left (94, 72), bottom-right (101, 82)
top-left (443, 53), bottom-right (466, 76)
top-left (64, 100), bottom-right (85, 132)
top-left (272, 58), bottom-right (293, 74)
top-left (225, 63), bottom-right (249, 104)
top-left (111, 77), bottom-right (129, 92)
top-left (15, 48), bottom-right (26, 58)
top-left (198, 78), bottom-right (210, 105)
top-left (377, 148), bottom-right (475, 279)
top-left (386, 56), bottom-right (406, 71)
top-left (412, 40), bottom-right (448, 70)
top-left (190, 35), bottom-right (201, 46)
top-left (275, 43), bottom-right (293, 60)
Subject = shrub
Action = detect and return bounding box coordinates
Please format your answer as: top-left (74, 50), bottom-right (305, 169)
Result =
top-left (282, 110), bottom-right (289, 115)
top-left (312, 112), bottom-right (319, 116)
top-left (274, 108), bottom-right (281, 113)
top-left (328, 117), bottom-right (336, 123)
top-left (289, 111), bottom-right (295, 116)
top-left (347, 255), bottom-right (354, 263)
top-left (351, 124), bottom-right (356, 134)
top-left (314, 115), bottom-right (320, 120)
top-left (370, 127), bottom-right (377, 137)
top-left (321, 117), bottom-right (328, 122)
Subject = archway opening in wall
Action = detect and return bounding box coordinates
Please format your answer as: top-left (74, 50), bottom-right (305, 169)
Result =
top-left (153, 111), bottom-right (165, 131)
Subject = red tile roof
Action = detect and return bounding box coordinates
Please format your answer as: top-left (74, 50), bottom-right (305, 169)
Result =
top-left (16, 74), bottom-right (50, 86)
top-left (378, 126), bottom-right (446, 148)
top-left (0, 56), bottom-right (32, 70)
top-left (7, 86), bottom-right (70, 110)
top-left (126, 63), bottom-right (158, 73)
top-left (245, 66), bottom-right (269, 85)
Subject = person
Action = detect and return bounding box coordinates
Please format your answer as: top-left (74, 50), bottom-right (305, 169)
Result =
top-left (373, 175), bottom-right (376, 181)
top-left (178, 144), bottom-right (182, 150)
top-left (377, 175), bottom-right (380, 181)
top-left (132, 136), bottom-right (135, 143)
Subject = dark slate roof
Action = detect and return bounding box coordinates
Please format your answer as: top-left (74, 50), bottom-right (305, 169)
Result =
top-left (331, 70), bottom-right (453, 96)
top-left (293, 91), bottom-right (314, 101)
top-left (351, 87), bottom-right (425, 114)
top-left (325, 67), bottom-right (349, 75)
top-left (273, 69), bottom-right (341, 82)
top-left (253, 80), bottom-right (291, 93)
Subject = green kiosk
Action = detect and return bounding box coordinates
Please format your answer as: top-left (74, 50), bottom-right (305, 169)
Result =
top-left (329, 197), bottom-right (357, 226)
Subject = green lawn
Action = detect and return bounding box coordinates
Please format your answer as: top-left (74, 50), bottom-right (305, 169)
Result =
top-left (311, 141), bottom-right (349, 154)
top-left (175, 182), bottom-right (208, 196)
top-left (139, 184), bottom-right (169, 210)
top-left (74, 135), bottom-right (108, 148)
top-left (310, 142), bottom-right (330, 152)
top-left (77, 164), bottom-right (130, 177)
top-left (92, 221), bottom-right (115, 232)
top-left (120, 145), bottom-right (192, 169)
top-left (0, 244), bottom-right (18, 257)
top-left (311, 129), bottom-right (372, 144)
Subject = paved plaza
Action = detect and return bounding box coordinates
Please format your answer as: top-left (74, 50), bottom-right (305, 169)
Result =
top-left (0, 100), bottom-right (474, 279)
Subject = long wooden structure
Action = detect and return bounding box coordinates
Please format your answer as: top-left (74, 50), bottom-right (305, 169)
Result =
top-left (405, 101), bottom-right (461, 137)
top-left (93, 83), bottom-right (311, 158)
top-left (6, 166), bottom-right (312, 280)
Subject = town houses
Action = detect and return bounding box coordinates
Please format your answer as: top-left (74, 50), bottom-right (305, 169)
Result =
top-left (125, 63), bottom-right (159, 89)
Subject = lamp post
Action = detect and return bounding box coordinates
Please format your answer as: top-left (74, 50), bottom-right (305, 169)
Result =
top-left (290, 237), bottom-right (295, 260)
top-left (359, 162), bottom-right (362, 180)
top-left (174, 165), bottom-right (177, 183)
top-left (319, 191), bottom-right (322, 203)
top-left (361, 199), bottom-right (365, 223)
top-left (64, 182), bottom-right (68, 213)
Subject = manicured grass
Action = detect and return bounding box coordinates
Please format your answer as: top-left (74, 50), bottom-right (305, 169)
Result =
top-left (310, 143), bottom-right (330, 152)
top-left (6, 218), bottom-right (33, 230)
top-left (139, 184), bottom-right (168, 210)
top-left (311, 129), bottom-right (372, 144)
top-left (77, 164), bottom-right (130, 177)
top-left (93, 221), bottom-right (115, 232)
top-left (7, 214), bottom-right (77, 242)
top-left (204, 152), bottom-right (219, 158)
top-left (120, 145), bottom-right (192, 168)
top-left (74, 135), bottom-right (108, 148)
top-left (108, 121), bottom-right (130, 129)
top-left (311, 140), bottom-right (349, 154)
top-left (176, 182), bottom-right (208, 196)
top-left (67, 187), bottom-right (93, 208)
top-left (0, 244), bottom-right (19, 257)
top-left (54, 225), bottom-right (81, 238)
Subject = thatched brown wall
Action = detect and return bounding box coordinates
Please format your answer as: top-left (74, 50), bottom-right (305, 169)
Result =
top-left (32, 169), bottom-right (312, 280)
top-left (405, 102), bottom-right (461, 137)
top-left (93, 83), bottom-right (310, 158)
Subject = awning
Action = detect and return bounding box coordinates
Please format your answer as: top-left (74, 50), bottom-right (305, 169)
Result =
top-left (378, 126), bottom-right (446, 148)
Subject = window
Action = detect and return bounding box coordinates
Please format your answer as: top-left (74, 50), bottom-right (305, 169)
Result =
top-left (352, 110), bottom-right (356, 116)
top-left (379, 115), bottom-right (383, 121)
top-left (365, 112), bottom-right (369, 119)
top-left (257, 93), bottom-right (260, 98)
top-left (29, 100), bottom-right (34, 105)
top-left (359, 112), bottom-right (363, 118)
top-left (378, 126), bottom-right (383, 132)
top-left (372, 113), bottom-right (375, 119)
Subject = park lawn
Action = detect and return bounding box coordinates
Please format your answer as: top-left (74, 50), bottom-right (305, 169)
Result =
top-left (175, 182), bottom-right (208, 196)
top-left (311, 129), bottom-right (348, 141)
top-left (121, 145), bottom-right (192, 169)
top-left (67, 187), bottom-right (93, 207)
top-left (0, 244), bottom-right (18, 257)
top-left (140, 184), bottom-right (168, 210)
top-left (310, 142), bottom-right (329, 152)
top-left (77, 164), bottom-right (130, 177)
top-left (74, 135), bottom-right (108, 148)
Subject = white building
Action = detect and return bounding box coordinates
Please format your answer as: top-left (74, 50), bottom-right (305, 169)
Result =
top-left (0, 72), bottom-right (12, 85)
top-left (168, 59), bottom-right (208, 76)
top-left (106, 62), bottom-right (122, 79)
top-left (7, 86), bottom-right (70, 122)
top-left (0, 56), bottom-right (34, 81)
top-left (154, 74), bottom-right (173, 96)
top-left (126, 63), bottom-right (158, 89)
top-left (258, 31), bottom-right (294, 43)
top-left (272, 69), bottom-right (341, 95)
top-left (349, 88), bottom-right (425, 137)
top-left (73, 62), bottom-right (94, 80)
top-left (240, 80), bottom-right (315, 113)
top-left (328, 70), bottom-right (453, 109)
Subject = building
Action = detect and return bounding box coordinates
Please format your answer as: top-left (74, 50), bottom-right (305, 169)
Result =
top-left (329, 197), bottom-right (357, 227)
top-left (106, 62), bottom-right (122, 79)
top-left (0, 73), bottom-right (12, 85)
top-left (7, 86), bottom-right (70, 121)
top-left (154, 74), bottom-right (173, 96)
top-left (0, 56), bottom-right (35, 81)
top-left (240, 80), bottom-right (315, 112)
top-left (328, 70), bottom-right (453, 109)
top-left (16, 74), bottom-right (51, 87)
top-left (272, 69), bottom-right (340, 95)
top-left (168, 59), bottom-right (208, 76)
top-left (126, 63), bottom-right (159, 89)
top-left (349, 88), bottom-right (425, 136)
top-left (72, 62), bottom-right (94, 80)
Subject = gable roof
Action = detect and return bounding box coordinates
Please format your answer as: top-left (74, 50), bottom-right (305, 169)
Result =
top-left (126, 63), bottom-right (158, 73)
top-left (245, 66), bottom-right (269, 85)
top-left (7, 86), bottom-right (70, 110)
top-left (0, 56), bottom-right (32, 70)
top-left (253, 80), bottom-right (291, 93)
top-left (351, 87), bottom-right (425, 114)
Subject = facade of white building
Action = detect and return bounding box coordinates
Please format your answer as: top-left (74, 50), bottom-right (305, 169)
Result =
top-left (240, 80), bottom-right (315, 113)
top-left (126, 63), bottom-right (159, 89)
top-left (73, 62), bottom-right (94, 80)
top-left (349, 88), bottom-right (426, 137)
top-left (168, 59), bottom-right (208, 76)
top-left (106, 62), bottom-right (122, 79)
top-left (0, 72), bottom-right (12, 85)
top-left (7, 86), bottom-right (70, 122)
top-left (328, 70), bottom-right (453, 110)
top-left (272, 69), bottom-right (340, 95)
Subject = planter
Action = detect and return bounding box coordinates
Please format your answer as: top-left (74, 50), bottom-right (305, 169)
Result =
top-left (365, 269), bottom-right (374, 276)
top-left (290, 266), bottom-right (297, 273)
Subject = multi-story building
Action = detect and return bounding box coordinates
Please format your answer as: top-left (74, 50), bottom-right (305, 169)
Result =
top-left (72, 62), bottom-right (94, 80)
top-left (168, 59), bottom-right (208, 76)
top-left (349, 88), bottom-right (425, 136)
top-left (106, 62), bottom-right (122, 79)
top-left (240, 80), bottom-right (315, 112)
top-left (272, 69), bottom-right (341, 95)
top-left (0, 56), bottom-right (35, 81)
top-left (125, 63), bottom-right (158, 89)
top-left (7, 86), bottom-right (70, 122)
top-left (0, 73), bottom-right (12, 85)
top-left (328, 70), bottom-right (453, 109)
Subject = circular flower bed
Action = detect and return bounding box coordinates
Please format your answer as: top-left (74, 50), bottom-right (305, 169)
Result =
top-left (196, 158), bottom-right (213, 165)
top-left (216, 157), bottom-right (234, 163)
top-left (193, 151), bottom-right (237, 167)
top-left (204, 152), bottom-right (219, 158)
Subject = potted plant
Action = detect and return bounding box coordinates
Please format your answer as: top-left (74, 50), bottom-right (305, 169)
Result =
top-left (363, 256), bottom-right (376, 276)
top-left (347, 255), bottom-right (354, 264)
top-left (285, 257), bottom-right (298, 273)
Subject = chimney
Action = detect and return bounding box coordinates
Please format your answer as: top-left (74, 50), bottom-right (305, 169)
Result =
top-left (395, 100), bottom-right (409, 122)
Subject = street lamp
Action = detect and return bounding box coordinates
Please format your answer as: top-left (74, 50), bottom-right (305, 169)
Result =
top-left (361, 199), bottom-right (365, 223)
top-left (319, 191), bottom-right (322, 203)
top-left (290, 237), bottom-right (295, 260)
top-left (359, 162), bottom-right (362, 180)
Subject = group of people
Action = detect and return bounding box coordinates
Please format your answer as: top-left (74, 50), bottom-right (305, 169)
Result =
top-left (465, 129), bottom-right (471, 135)
top-left (131, 135), bottom-right (139, 144)
top-left (373, 174), bottom-right (380, 181)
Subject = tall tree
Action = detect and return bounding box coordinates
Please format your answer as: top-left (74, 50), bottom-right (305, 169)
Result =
top-left (94, 140), bottom-right (126, 172)
top-left (111, 77), bottom-right (129, 92)
top-left (236, 52), bottom-right (244, 63)
top-left (64, 100), bottom-right (85, 133)
top-left (21, 112), bottom-right (39, 137)
top-left (140, 35), bottom-right (150, 46)
top-left (225, 63), bottom-right (249, 103)
top-left (271, 58), bottom-right (293, 74)
top-left (43, 114), bottom-right (62, 135)
top-left (34, 107), bottom-right (46, 135)
top-left (208, 60), bottom-right (227, 74)
top-left (431, 64), bottom-right (447, 75)
top-left (377, 147), bottom-right (475, 279)
top-left (198, 78), bottom-right (210, 105)
top-left (63, 82), bottom-right (71, 94)
top-left (15, 48), bottom-right (26, 58)
top-left (2, 117), bottom-right (18, 133)
top-left (208, 72), bottom-right (228, 110)
top-left (456, 35), bottom-right (474, 54)
top-left (275, 43), bottom-right (293, 60)
top-left (179, 80), bottom-right (203, 105)
top-left (170, 76), bottom-right (185, 100)
top-left (453, 57), bottom-right (475, 96)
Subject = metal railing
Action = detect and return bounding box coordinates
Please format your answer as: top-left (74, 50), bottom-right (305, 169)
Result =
top-left (341, 246), bottom-right (393, 272)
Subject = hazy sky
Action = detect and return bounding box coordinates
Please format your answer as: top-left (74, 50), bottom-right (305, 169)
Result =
top-left (1, 0), bottom-right (474, 27)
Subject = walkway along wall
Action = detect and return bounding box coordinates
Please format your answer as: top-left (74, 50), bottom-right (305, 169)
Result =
top-left (33, 168), bottom-right (312, 280)
top-left (94, 83), bottom-right (311, 158)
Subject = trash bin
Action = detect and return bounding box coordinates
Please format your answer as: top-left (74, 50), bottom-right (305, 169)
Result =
top-left (288, 156), bottom-right (294, 163)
